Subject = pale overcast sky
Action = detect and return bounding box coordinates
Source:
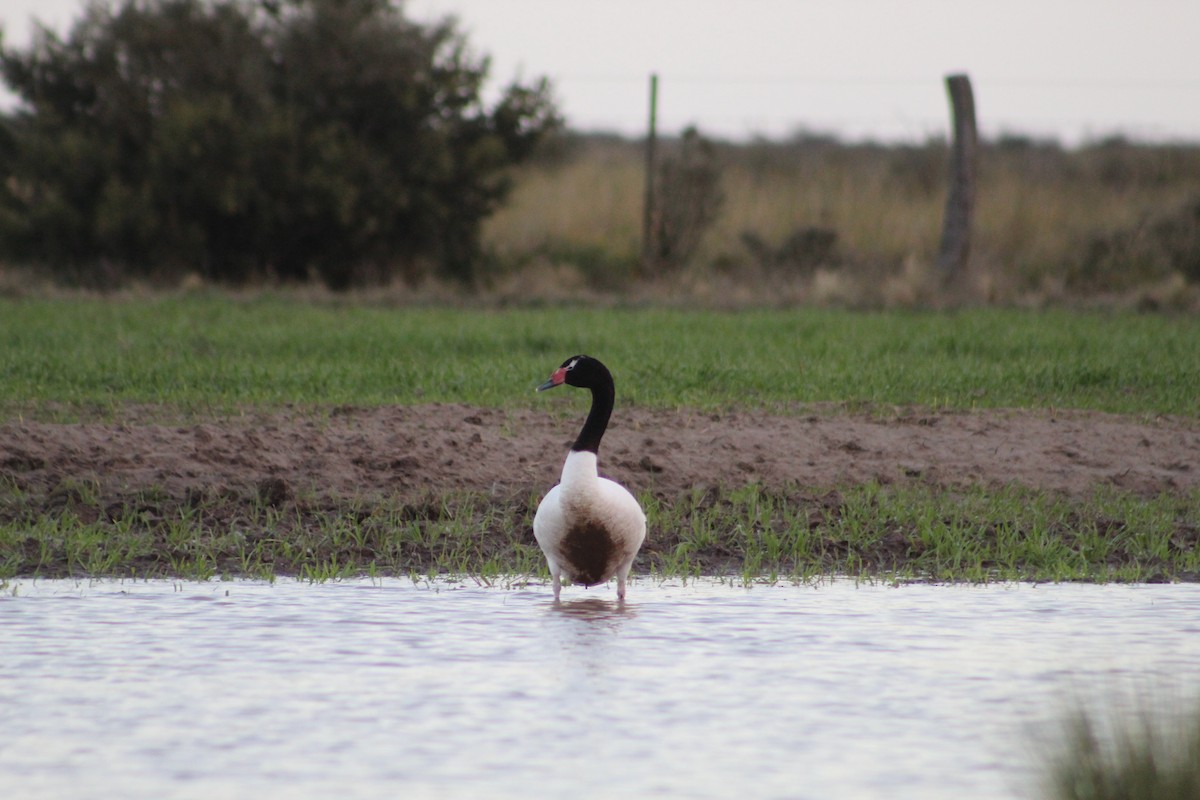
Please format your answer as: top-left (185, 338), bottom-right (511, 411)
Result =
top-left (4, 0), bottom-right (1199, 144)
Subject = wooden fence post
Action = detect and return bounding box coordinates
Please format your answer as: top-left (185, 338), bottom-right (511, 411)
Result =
top-left (936, 73), bottom-right (978, 284)
top-left (641, 73), bottom-right (659, 275)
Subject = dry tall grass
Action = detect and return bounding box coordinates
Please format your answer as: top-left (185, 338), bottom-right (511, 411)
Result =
top-left (483, 134), bottom-right (1200, 308)
top-left (486, 138), bottom-right (644, 262)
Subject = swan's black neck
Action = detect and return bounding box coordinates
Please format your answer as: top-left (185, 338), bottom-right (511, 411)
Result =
top-left (572, 379), bottom-right (614, 454)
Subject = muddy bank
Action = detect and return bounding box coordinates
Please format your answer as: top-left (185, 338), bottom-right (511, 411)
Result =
top-left (2, 405), bottom-right (1198, 580)
top-left (2, 405), bottom-right (1197, 505)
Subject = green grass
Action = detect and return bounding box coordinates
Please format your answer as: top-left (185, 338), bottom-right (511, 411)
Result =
top-left (1, 294), bottom-right (1198, 418)
top-left (641, 483), bottom-right (1200, 585)
top-left (2, 476), bottom-right (1196, 584)
top-left (0, 483), bottom-right (548, 582)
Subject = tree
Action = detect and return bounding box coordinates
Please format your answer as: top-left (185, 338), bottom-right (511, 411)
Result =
top-left (0, 0), bottom-right (559, 287)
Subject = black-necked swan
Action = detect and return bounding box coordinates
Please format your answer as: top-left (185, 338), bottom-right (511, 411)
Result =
top-left (533, 355), bottom-right (647, 600)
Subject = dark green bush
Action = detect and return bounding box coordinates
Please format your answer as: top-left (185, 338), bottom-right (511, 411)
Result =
top-left (0, 0), bottom-right (559, 287)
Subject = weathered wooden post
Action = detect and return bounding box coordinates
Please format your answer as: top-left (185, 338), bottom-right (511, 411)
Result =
top-left (936, 73), bottom-right (978, 284)
top-left (641, 72), bottom-right (659, 275)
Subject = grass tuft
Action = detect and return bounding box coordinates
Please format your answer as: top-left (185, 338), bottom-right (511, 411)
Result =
top-left (1046, 698), bottom-right (1200, 800)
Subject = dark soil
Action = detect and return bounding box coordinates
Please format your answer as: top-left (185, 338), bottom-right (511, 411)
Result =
top-left (3, 404), bottom-right (1196, 502)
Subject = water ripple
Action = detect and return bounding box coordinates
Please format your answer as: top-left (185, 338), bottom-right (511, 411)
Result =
top-left (2, 578), bottom-right (1199, 799)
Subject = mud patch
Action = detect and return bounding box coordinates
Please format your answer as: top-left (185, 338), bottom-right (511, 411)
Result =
top-left (1, 404), bottom-right (1196, 506)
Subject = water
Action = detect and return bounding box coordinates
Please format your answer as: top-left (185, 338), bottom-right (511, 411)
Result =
top-left (2, 578), bottom-right (1199, 800)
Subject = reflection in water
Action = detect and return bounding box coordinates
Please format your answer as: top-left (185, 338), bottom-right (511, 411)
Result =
top-left (549, 595), bottom-right (635, 621)
top-left (1, 579), bottom-right (1199, 800)
top-left (544, 596), bottom-right (635, 688)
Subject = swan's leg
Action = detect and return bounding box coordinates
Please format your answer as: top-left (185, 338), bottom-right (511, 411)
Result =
top-left (549, 564), bottom-right (562, 600)
top-left (615, 556), bottom-right (637, 600)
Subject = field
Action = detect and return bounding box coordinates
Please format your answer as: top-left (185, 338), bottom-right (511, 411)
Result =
top-left (481, 135), bottom-right (1200, 308)
top-left (2, 295), bottom-right (1198, 415)
top-left (1, 294), bottom-right (1198, 583)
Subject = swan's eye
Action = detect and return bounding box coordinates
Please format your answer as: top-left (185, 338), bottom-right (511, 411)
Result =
top-left (566, 358), bottom-right (579, 370)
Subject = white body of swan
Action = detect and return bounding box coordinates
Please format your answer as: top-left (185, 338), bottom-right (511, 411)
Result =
top-left (532, 355), bottom-right (647, 600)
top-left (534, 450), bottom-right (646, 600)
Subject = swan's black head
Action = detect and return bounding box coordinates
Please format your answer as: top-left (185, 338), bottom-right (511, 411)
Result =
top-left (536, 355), bottom-right (612, 393)
top-left (537, 355), bottom-right (616, 454)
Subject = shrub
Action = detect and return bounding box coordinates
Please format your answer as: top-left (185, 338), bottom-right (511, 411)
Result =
top-left (0, 0), bottom-right (559, 288)
top-left (1072, 194), bottom-right (1200, 289)
top-left (647, 126), bottom-right (724, 274)
top-left (740, 226), bottom-right (840, 274)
